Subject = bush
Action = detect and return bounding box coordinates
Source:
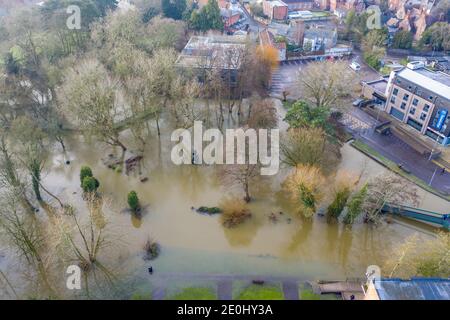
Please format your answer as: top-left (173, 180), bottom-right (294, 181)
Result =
top-left (220, 198), bottom-right (252, 228)
top-left (127, 191), bottom-right (140, 212)
top-left (326, 187), bottom-right (351, 219)
top-left (143, 238), bottom-right (160, 260)
top-left (82, 176), bottom-right (100, 193)
top-left (197, 206), bottom-right (222, 214)
top-left (80, 166), bottom-right (93, 185)
top-left (343, 184), bottom-right (368, 224)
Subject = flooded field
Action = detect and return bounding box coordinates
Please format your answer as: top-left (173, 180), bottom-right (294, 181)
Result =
top-left (1, 107), bottom-right (448, 299)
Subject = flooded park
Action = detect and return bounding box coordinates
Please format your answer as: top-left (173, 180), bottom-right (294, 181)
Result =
top-left (2, 100), bottom-right (447, 299)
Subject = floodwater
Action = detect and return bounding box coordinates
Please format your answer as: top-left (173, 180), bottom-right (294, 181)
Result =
top-left (1, 105), bottom-right (449, 298)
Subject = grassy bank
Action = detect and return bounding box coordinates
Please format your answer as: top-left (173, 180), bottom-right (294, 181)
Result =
top-left (236, 284), bottom-right (284, 300)
top-left (168, 287), bottom-right (217, 300)
top-left (351, 140), bottom-right (450, 201)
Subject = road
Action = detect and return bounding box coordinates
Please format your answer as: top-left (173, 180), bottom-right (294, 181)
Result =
top-left (345, 107), bottom-right (450, 196)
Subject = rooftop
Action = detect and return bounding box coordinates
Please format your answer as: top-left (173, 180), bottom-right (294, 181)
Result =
top-left (366, 78), bottom-right (388, 94)
top-left (396, 67), bottom-right (450, 101)
top-left (375, 278), bottom-right (450, 300)
top-left (176, 35), bottom-right (248, 70)
top-left (267, 0), bottom-right (287, 7)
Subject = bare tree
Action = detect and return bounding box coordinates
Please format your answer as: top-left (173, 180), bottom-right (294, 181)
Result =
top-left (362, 173), bottom-right (419, 224)
top-left (220, 164), bottom-right (260, 202)
top-left (0, 192), bottom-right (56, 297)
top-left (59, 59), bottom-right (128, 153)
top-left (297, 60), bottom-right (356, 110)
top-left (281, 127), bottom-right (326, 167)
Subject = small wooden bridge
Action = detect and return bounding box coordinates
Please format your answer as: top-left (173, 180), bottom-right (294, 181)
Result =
top-left (382, 204), bottom-right (450, 230)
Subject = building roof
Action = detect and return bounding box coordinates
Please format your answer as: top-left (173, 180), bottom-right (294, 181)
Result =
top-left (375, 278), bottom-right (450, 300)
top-left (176, 35), bottom-right (248, 70)
top-left (220, 8), bottom-right (240, 18)
top-left (304, 27), bottom-right (336, 40)
top-left (396, 67), bottom-right (450, 101)
top-left (267, 0), bottom-right (287, 7)
top-left (282, 0), bottom-right (313, 3)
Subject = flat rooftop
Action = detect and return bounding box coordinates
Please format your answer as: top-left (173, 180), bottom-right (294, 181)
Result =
top-left (366, 78), bottom-right (388, 94)
top-left (397, 67), bottom-right (450, 101)
top-left (176, 35), bottom-right (249, 70)
top-left (375, 278), bottom-right (450, 300)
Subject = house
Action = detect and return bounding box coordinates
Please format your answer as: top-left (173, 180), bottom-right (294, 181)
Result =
top-left (221, 8), bottom-right (241, 28)
top-left (176, 35), bottom-right (248, 86)
top-left (302, 26), bottom-right (337, 52)
top-left (329, 0), bottom-right (365, 12)
top-left (263, 0), bottom-right (288, 20)
top-left (314, 0), bottom-right (330, 10)
top-left (365, 278), bottom-right (450, 300)
top-left (259, 29), bottom-right (287, 61)
top-left (282, 0), bottom-right (314, 11)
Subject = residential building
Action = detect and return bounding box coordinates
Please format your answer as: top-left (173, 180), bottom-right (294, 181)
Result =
top-left (314, 0), bottom-right (330, 10)
top-left (259, 29), bottom-right (287, 61)
top-left (384, 66), bottom-right (450, 145)
top-left (176, 35), bottom-right (248, 85)
top-left (302, 25), bottom-right (337, 52)
top-left (365, 278), bottom-right (450, 300)
top-left (221, 8), bottom-right (241, 27)
top-left (282, 0), bottom-right (314, 11)
top-left (263, 0), bottom-right (288, 20)
top-left (330, 0), bottom-right (365, 12)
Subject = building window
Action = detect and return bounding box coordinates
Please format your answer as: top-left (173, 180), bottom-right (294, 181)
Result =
top-left (407, 117), bottom-right (423, 131)
top-left (409, 107), bottom-right (416, 115)
top-left (403, 94), bottom-right (409, 101)
top-left (390, 96), bottom-right (396, 104)
top-left (424, 104), bottom-right (430, 112)
top-left (412, 98), bottom-right (418, 106)
top-left (393, 88), bottom-right (398, 96)
top-left (420, 113), bottom-right (427, 121)
top-left (400, 102), bottom-right (406, 110)
top-left (429, 96), bottom-right (433, 100)
top-left (390, 107), bottom-right (404, 121)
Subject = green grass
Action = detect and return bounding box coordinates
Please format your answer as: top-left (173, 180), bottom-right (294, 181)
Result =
top-left (130, 292), bottom-right (152, 300)
top-left (168, 287), bottom-right (217, 300)
top-left (236, 285), bottom-right (284, 300)
top-left (351, 140), bottom-right (450, 201)
top-left (300, 289), bottom-right (321, 300)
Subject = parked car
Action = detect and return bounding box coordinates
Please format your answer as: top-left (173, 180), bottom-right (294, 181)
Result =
top-left (349, 61), bottom-right (361, 71)
top-left (406, 61), bottom-right (425, 70)
top-left (352, 98), bottom-right (364, 107)
top-left (352, 98), bottom-right (375, 108)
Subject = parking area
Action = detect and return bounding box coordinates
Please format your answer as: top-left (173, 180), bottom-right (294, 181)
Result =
top-left (271, 60), bottom-right (311, 98)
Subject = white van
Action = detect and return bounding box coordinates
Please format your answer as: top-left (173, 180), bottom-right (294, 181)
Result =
top-left (349, 61), bottom-right (361, 71)
top-left (406, 61), bottom-right (425, 70)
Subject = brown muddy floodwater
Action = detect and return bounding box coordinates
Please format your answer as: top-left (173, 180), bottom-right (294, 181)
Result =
top-left (1, 105), bottom-right (449, 298)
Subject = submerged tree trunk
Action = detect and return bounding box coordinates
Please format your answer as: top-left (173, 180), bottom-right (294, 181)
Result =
top-left (30, 160), bottom-right (42, 201)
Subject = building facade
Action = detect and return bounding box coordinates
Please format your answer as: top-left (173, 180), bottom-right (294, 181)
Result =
top-left (263, 0), bottom-right (288, 20)
top-left (384, 67), bottom-right (450, 145)
top-left (282, 0), bottom-right (314, 11)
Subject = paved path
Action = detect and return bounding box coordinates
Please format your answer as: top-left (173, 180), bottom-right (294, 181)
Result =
top-left (282, 281), bottom-right (299, 300)
top-left (217, 280), bottom-right (233, 300)
top-left (151, 286), bottom-right (166, 300)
